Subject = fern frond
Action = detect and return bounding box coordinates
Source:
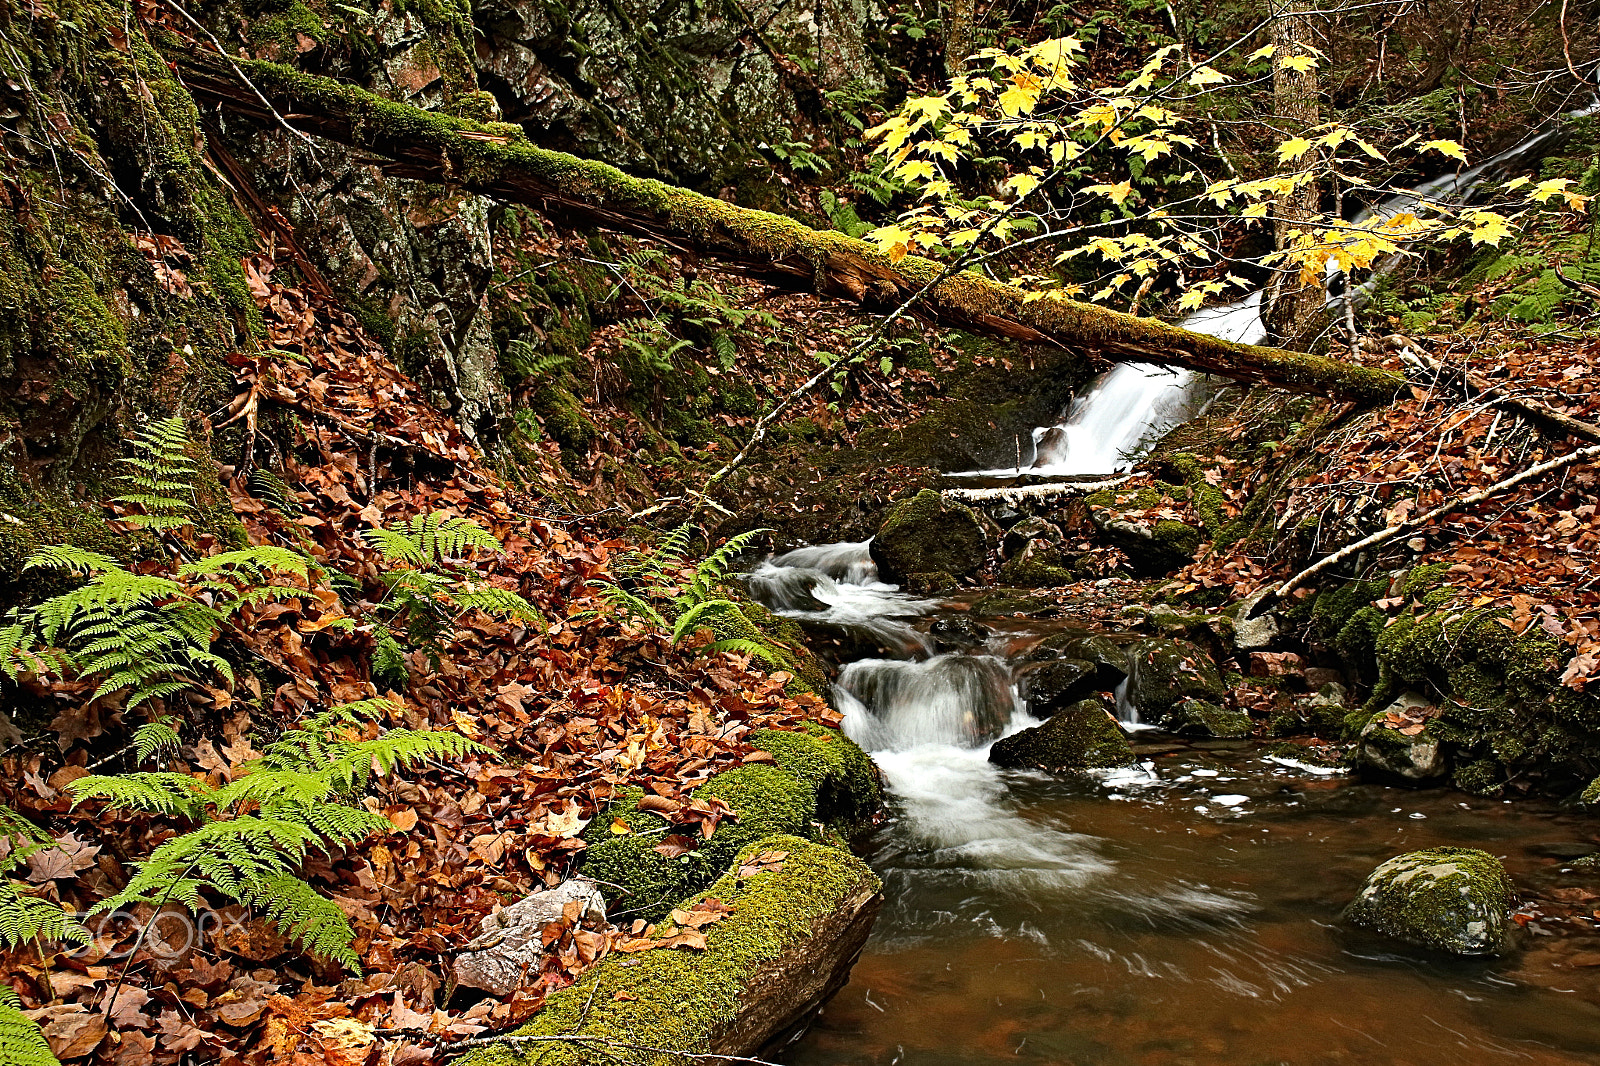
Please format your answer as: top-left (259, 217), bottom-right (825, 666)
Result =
top-left (0, 806), bottom-right (48, 846)
top-left (21, 544), bottom-right (120, 575)
top-left (0, 998), bottom-right (59, 1066)
top-left (181, 546), bottom-right (311, 585)
top-left (705, 638), bottom-right (789, 665)
top-left (363, 513), bottom-right (501, 567)
top-left (0, 877), bottom-right (89, 950)
top-left (95, 815), bottom-right (314, 913)
top-left (451, 583), bottom-right (543, 624)
top-left (687, 527), bottom-right (771, 604)
top-left (670, 598), bottom-right (742, 645)
top-left (132, 720), bottom-right (183, 759)
top-left (243, 873), bottom-right (360, 970)
top-left (68, 772), bottom-right (210, 818)
top-left (372, 627), bottom-right (409, 689)
top-left (586, 581), bottom-right (669, 630)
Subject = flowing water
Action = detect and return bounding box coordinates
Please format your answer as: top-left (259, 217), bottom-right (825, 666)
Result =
top-left (740, 549), bottom-right (1600, 1066)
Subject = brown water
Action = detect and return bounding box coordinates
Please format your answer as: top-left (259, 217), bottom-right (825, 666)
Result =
top-left (744, 544), bottom-right (1600, 1066)
top-left (786, 743), bottom-right (1600, 1066)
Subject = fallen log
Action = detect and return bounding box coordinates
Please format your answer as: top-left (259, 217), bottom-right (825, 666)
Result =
top-left (169, 47), bottom-right (1406, 403)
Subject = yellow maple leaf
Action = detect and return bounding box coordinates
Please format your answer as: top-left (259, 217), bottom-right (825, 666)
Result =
top-left (1466, 212), bottom-right (1512, 246)
top-left (1278, 54), bottom-right (1318, 73)
top-left (1419, 139), bottom-right (1468, 163)
top-left (1082, 180), bottom-right (1135, 204)
top-left (1246, 43), bottom-right (1275, 61)
top-left (895, 159), bottom-right (936, 182)
top-left (1006, 172), bottom-right (1042, 198)
top-left (1188, 65), bottom-right (1229, 86)
top-left (1277, 137), bottom-right (1314, 162)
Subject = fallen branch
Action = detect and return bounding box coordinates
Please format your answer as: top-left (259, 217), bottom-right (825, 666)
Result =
top-left (1256, 441), bottom-right (1600, 612)
top-left (1402, 351), bottom-right (1600, 446)
top-left (940, 475), bottom-right (1133, 506)
top-left (165, 48), bottom-right (1407, 403)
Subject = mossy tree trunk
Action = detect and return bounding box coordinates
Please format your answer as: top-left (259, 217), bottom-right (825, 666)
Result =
top-left (170, 47), bottom-right (1405, 403)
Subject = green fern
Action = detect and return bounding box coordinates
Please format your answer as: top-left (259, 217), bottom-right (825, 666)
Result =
top-left (363, 512), bottom-right (501, 568)
top-left (70, 699), bottom-right (487, 971)
top-left (114, 416), bottom-right (196, 530)
top-left (588, 524), bottom-right (789, 665)
top-left (0, 996), bottom-right (59, 1066)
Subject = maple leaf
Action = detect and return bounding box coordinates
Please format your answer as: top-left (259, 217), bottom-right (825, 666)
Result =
top-left (1276, 137), bottom-right (1314, 162)
top-left (25, 831), bottom-right (100, 883)
top-left (1418, 138), bottom-right (1468, 162)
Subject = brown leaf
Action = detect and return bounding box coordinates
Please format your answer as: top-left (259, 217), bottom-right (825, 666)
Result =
top-left (26, 831), bottom-right (101, 883)
top-left (25, 1004), bottom-right (108, 1059)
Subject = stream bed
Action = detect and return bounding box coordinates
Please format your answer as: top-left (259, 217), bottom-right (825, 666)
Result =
top-left (744, 545), bottom-right (1600, 1066)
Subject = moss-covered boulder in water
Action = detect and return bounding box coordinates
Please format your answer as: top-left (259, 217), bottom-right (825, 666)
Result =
top-left (871, 490), bottom-right (987, 583)
top-left (989, 698), bottom-right (1134, 770)
top-left (1124, 639), bottom-right (1226, 724)
top-left (1164, 699), bottom-right (1252, 738)
top-left (750, 724), bottom-right (881, 840)
top-left (1342, 847), bottom-right (1515, 955)
top-left (464, 836), bottom-right (881, 1066)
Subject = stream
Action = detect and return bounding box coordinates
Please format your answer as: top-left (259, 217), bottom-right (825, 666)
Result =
top-left (737, 117), bottom-right (1600, 1062)
top-left (741, 543), bottom-right (1600, 1066)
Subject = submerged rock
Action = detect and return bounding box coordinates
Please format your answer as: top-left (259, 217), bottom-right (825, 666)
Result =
top-left (989, 698), bottom-right (1135, 770)
top-left (454, 877), bottom-right (607, 994)
top-left (1342, 847), bottom-right (1514, 955)
top-left (1124, 639), bottom-right (1226, 724)
top-left (1022, 658), bottom-right (1099, 717)
top-left (928, 615), bottom-right (991, 652)
top-left (871, 490), bottom-right (987, 583)
top-left (1357, 692), bottom-right (1448, 782)
top-left (1164, 698), bottom-right (1252, 738)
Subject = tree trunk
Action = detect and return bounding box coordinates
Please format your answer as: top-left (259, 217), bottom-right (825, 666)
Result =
top-left (1264, 0), bottom-right (1325, 344)
top-left (944, 0), bottom-right (976, 75)
top-left (170, 47), bottom-right (1404, 403)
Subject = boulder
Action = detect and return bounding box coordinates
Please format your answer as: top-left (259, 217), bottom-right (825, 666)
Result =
top-left (1231, 588), bottom-right (1282, 651)
top-left (1163, 699), bottom-right (1252, 738)
top-left (928, 615), bottom-right (991, 653)
top-left (1029, 631), bottom-right (1129, 688)
top-left (1021, 659), bottom-right (1099, 717)
top-left (464, 837), bottom-right (882, 1066)
top-left (1001, 516), bottom-right (1064, 559)
top-left (1357, 692), bottom-right (1448, 782)
top-left (1124, 639), bottom-right (1226, 724)
top-left (989, 698), bottom-right (1135, 770)
top-left (1091, 513), bottom-right (1203, 576)
top-left (453, 877), bottom-right (607, 995)
top-left (1342, 847), bottom-right (1515, 955)
top-left (997, 538), bottom-right (1077, 587)
top-left (871, 490), bottom-right (987, 584)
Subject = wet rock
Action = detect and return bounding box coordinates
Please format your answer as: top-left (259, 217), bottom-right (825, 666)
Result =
top-left (1030, 632), bottom-right (1129, 687)
top-left (454, 877), bottom-right (607, 994)
top-left (1022, 659), bottom-right (1098, 717)
top-left (1091, 513), bottom-right (1202, 576)
top-left (1231, 588), bottom-right (1282, 651)
top-left (871, 490), bottom-right (987, 584)
top-left (928, 615), bottom-right (991, 652)
top-left (1163, 699), bottom-right (1252, 738)
top-left (997, 538), bottom-right (1077, 587)
top-left (1124, 639), bottom-right (1226, 724)
top-left (905, 571), bottom-right (958, 594)
top-left (989, 698), bottom-right (1135, 770)
top-left (1357, 693), bottom-right (1448, 782)
top-left (1001, 517), bottom-right (1064, 559)
top-left (1030, 426), bottom-right (1068, 467)
top-left (1342, 847), bottom-right (1514, 955)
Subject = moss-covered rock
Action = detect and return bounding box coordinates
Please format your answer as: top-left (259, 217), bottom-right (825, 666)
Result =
top-left (464, 835), bottom-right (881, 1066)
top-left (997, 538), bottom-right (1077, 587)
top-left (1124, 638), bottom-right (1226, 725)
top-left (581, 726), bottom-right (880, 919)
top-left (988, 697), bottom-right (1134, 770)
top-left (1342, 847), bottom-right (1514, 956)
top-left (1355, 692), bottom-right (1449, 783)
top-left (1030, 631), bottom-right (1130, 688)
top-left (870, 489), bottom-right (987, 583)
top-left (1164, 699), bottom-right (1252, 738)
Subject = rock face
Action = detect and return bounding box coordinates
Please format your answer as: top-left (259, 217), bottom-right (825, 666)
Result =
top-left (1357, 692), bottom-right (1448, 782)
top-left (1022, 659), bottom-right (1099, 717)
top-left (989, 698), bottom-right (1134, 770)
top-left (871, 490), bottom-right (988, 584)
top-left (1164, 699), bottom-right (1252, 738)
top-left (1342, 847), bottom-right (1515, 955)
top-left (1123, 639), bottom-right (1226, 725)
top-left (475, 0), bottom-right (881, 187)
top-left (454, 877), bottom-right (607, 994)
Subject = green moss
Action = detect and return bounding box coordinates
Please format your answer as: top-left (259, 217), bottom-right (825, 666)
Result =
top-left (871, 489), bottom-right (987, 581)
top-left (1165, 452), bottom-right (1226, 533)
top-left (1164, 699), bottom-right (1252, 738)
top-left (465, 836), bottom-right (879, 1066)
top-left (749, 724), bottom-right (880, 838)
top-left (988, 697), bottom-right (1134, 769)
top-left (1342, 847), bottom-right (1513, 955)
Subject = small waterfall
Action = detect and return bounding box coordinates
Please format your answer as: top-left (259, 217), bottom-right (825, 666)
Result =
top-left (769, 540), bottom-right (878, 584)
top-left (835, 654), bottom-right (1018, 751)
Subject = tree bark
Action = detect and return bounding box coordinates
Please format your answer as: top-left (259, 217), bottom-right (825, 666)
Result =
top-left (171, 47), bottom-right (1404, 403)
top-left (944, 0), bottom-right (976, 75)
top-left (1264, 0), bottom-right (1325, 343)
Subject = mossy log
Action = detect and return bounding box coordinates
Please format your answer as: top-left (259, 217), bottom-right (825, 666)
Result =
top-left (171, 49), bottom-right (1406, 402)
